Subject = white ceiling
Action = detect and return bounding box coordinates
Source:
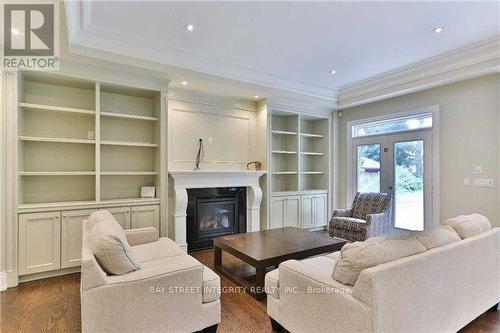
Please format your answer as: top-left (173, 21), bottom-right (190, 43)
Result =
top-left (67, 1), bottom-right (499, 100)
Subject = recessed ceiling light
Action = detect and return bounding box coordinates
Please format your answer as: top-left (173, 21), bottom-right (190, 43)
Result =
top-left (185, 24), bottom-right (194, 32)
top-left (254, 95), bottom-right (259, 99)
top-left (181, 81), bottom-right (188, 86)
top-left (434, 26), bottom-right (444, 33)
top-left (330, 69), bottom-right (336, 75)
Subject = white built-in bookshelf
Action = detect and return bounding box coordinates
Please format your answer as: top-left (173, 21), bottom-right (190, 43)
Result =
top-left (270, 111), bottom-right (329, 193)
top-left (17, 72), bottom-right (162, 208)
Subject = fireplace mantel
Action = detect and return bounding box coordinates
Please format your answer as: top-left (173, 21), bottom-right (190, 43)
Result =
top-left (169, 170), bottom-right (266, 251)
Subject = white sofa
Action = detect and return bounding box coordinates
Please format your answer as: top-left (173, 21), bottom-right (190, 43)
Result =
top-left (81, 216), bottom-right (221, 333)
top-left (265, 226), bottom-right (500, 333)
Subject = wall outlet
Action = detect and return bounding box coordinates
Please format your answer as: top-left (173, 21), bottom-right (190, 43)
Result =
top-left (208, 137), bottom-right (213, 144)
top-left (474, 165), bottom-right (482, 174)
top-left (87, 131), bottom-right (94, 140)
top-left (463, 178), bottom-right (471, 187)
top-left (474, 178), bottom-right (494, 188)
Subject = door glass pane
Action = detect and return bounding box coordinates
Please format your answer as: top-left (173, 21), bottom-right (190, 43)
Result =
top-left (357, 144), bottom-right (381, 193)
top-left (394, 140), bottom-right (424, 231)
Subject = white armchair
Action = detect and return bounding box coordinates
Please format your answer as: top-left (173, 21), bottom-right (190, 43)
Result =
top-left (81, 219), bottom-right (221, 333)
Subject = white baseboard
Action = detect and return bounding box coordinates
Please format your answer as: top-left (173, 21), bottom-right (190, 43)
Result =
top-left (0, 271), bottom-right (6, 292)
top-left (18, 266), bottom-right (81, 283)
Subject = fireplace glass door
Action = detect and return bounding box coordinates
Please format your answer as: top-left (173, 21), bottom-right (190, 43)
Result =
top-left (187, 187), bottom-right (246, 251)
top-left (197, 197), bottom-right (236, 239)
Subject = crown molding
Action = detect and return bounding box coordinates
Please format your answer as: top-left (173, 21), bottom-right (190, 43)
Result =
top-left (266, 96), bottom-right (334, 117)
top-left (64, 1), bottom-right (337, 102)
top-left (337, 38), bottom-right (500, 109)
top-left (168, 88), bottom-right (258, 112)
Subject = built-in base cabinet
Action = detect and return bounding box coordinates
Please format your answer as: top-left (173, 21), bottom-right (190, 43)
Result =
top-left (62, 209), bottom-right (96, 268)
top-left (18, 204), bottom-right (159, 276)
top-left (271, 196), bottom-right (300, 229)
top-left (301, 194), bottom-right (328, 229)
top-left (131, 205), bottom-right (160, 229)
top-left (270, 192), bottom-right (328, 230)
top-left (107, 207), bottom-right (131, 229)
top-left (19, 212), bottom-right (61, 275)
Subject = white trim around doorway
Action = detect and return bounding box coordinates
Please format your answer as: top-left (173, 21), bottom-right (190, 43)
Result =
top-left (346, 105), bottom-right (440, 227)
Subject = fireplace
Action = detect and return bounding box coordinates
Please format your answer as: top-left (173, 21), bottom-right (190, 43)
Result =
top-left (186, 187), bottom-right (246, 252)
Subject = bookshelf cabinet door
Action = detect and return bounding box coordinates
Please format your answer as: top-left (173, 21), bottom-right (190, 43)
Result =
top-left (270, 197), bottom-right (285, 229)
top-left (301, 196), bottom-right (314, 229)
top-left (19, 212), bottom-right (61, 275)
top-left (284, 196), bottom-right (300, 228)
top-left (312, 194), bottom-right (328, 227)
top-left (61, 209), bottom-right (96, 268)
top-left (131, 205), bottom-right (159, 230)
top-left (107, 207), bottom-right (131, 229)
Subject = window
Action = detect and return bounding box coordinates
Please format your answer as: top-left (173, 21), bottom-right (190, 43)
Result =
top-left (352, 113), bottom-right (432, 138)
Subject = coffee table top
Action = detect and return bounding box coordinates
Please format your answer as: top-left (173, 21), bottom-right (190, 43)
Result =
top-left (213, 227), bottom-right (346, 267)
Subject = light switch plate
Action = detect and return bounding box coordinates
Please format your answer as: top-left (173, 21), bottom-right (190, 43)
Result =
top-left (474, 178), bottom-right (494, 188)
top-left (208, 137), bottom-right (213, 144)
top-left (463, 178), bottom-right (471, 187)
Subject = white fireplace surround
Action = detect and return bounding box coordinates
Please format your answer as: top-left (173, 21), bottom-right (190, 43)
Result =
top-left (169, 170), bottom-right (266, 251)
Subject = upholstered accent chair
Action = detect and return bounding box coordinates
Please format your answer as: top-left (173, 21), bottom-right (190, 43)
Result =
top-left (329, 192), bottom-right (392, 241)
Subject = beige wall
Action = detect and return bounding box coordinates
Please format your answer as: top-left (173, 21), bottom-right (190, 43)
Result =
top-left (336, 74), bottom-right (500, 226)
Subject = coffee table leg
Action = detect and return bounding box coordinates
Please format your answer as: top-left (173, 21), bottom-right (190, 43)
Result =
top-left (255, 266), bottom-right (266, 300)
top-left (214, 246), bottom-right (222, 269)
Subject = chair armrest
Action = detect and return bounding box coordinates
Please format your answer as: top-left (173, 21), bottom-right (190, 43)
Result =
top-left (332, 208), bottom-right (353, 218)
top-left (365, 212), bottom-right (391, 237)
top-left (124, 227), bottom-right (159, 246)
top-left (81, 256), bottom-right (209, 332)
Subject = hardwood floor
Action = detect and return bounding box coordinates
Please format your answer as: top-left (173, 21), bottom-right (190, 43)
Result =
top-left (1, 249), bottom-right (498, 332)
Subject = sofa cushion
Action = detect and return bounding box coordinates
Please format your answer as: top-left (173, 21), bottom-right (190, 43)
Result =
top-left (331, 217), bottom-right (367, 231)
top-left (333, 236), bottom-right (426, 286)
top-left (442, 214), bottom-right (492, 239)
top-left (132, 237), bottom-right (185, 262)
top-left (414, 225), bottom-right (461, 250)
top-left (202, 267), bottom-right (221, 303)
top-left (302, 256), bottom-right (342, 277)
top-left (326, 251), bottom-right (341, 260)
top-left (129, 254), bottom-right (220, 303)
top-left (90, 217), bottom-right (142, 275)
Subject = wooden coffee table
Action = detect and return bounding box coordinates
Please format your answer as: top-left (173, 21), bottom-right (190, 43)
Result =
top-left (213, 227), bottom-right (346, 300)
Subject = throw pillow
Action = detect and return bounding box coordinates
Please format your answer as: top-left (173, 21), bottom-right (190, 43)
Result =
top-left (90, 215), bottom-right (142, 275)
top-left (414, 225), bottom-right (461, 250)
top-left (442, 214), bottom-right (491, 239)
top-left (333, 236), bottom-right (426, 286)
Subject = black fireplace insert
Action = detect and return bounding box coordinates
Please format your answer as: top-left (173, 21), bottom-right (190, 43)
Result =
top-left (186, 187), bottom-right (246, 252)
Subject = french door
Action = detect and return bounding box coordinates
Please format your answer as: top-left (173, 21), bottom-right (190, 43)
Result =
top-left (352, 129), bottom-right (432, 230)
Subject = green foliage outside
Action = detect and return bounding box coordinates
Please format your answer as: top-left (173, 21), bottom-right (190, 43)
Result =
top-left (357, 141), bottom-right (423, 194)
